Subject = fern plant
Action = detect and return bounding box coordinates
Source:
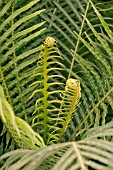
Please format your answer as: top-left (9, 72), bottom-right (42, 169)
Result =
top-left (0, 0), bottom-right (113, 169)
top-left (0, 0), bottom-right (81, 152)
top-left (0, 30), bottom-right (81, 148)
top-left (0, 85), bottom-right (45, 149)
top-left (29, 36), bottom-right (81, 145)
top-left (48, 78), bottom-right (81, 144)
top-left (0, 0), bottom-right (47, 152)
top-left (29, 36), bottom-right (65, 144)
top-left (39, 0), bottom-right (113, 140)
top-left (1, 121), bottom-right (113, 170)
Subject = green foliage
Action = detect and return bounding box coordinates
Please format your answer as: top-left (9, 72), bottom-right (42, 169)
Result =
top-left (70, 0), bottom-right (113, 140)
top-left (48, 78), bottom-right (81, 144)
top-left (0, 0), bottom-right (113, 169)
top-left (1, 121), bottom-right (113, 169)
top-left (38, 0), bottom-right (113, 141)
top-left (0, 0), bottom-right (47, 153)
top-left (0, 85), bottom-right (45, 149)
top-left (29, 37), bottom-right (81, 145)
top-left (0, 0), bottom-right (46, 121)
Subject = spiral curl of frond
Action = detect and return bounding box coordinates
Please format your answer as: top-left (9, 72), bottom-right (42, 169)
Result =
top-left (48, 78), bottom-right (81, 144)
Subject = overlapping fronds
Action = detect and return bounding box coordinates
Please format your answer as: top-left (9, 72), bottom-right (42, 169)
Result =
top-left (0, 0), bottom-right (46, 153)
top-left (0, 85), bottom-right (45, 150)
top-left (29, 36), bottom-right (81, 144)
top-left (0, 0), bottom-right (46, 120)
top-left (1, 121), bottom-right (113, 170)
top-left (36, 0), bottom-right (113, 142)
top-left (69, 0), bottom-right (113, 140)
top-left (0, 0), bottom-right (113, 169)
top-left (39, 0), bottom-right (88, 64)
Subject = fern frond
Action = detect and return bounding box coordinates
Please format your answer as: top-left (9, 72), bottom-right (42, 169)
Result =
top-left (89, 0), bottom-right (113, 41)
top-left (48, 78), bottom-right (81, 144)
top-left (30, 37), bottom-right (65, 144)
top-left (1, 123), bottom-right (113, 170)
top-left (0, 85), bottom-right (45, 149)
top-left (0, 0), bottom-right (46, 121)
top-left (68, 1), bottom-right (113, 141)
top-left (0, 85), bottom-right (19, 135)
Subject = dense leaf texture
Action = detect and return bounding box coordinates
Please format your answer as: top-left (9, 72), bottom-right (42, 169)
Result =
top-left (69, 0), bottom-right (113, 140)
top-left (30, 40), bottom-right (81, 144)
top-left (1, 121), bottom-right (113, 170)
top-left (0, 0), bottom-right (113, 169)
top-left (0, 0), bottom-right (46, 153)
top-left (30, 37), bottom-right (65, 144)
top-left (0, 0), bottom-right (46, 119)
top-left (0, 85), bottom-right (45, 149)
top-left (33, 0), bottom-right (113, 140)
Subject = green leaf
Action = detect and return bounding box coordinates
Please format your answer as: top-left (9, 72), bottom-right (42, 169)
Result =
top-left (1, 133), bottom-right (113, 170)
top-left (0, 85), bottom-right (45, 149)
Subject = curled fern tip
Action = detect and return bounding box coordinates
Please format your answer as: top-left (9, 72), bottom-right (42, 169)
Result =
top-left (45, 36), bottom-right (56, 47)
top-left (66, 78), bottom-right (81, 90)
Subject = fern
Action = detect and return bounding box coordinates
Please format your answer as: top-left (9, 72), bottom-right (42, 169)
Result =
top-left (0, 85), bottom-right (45, 149)
top-left (0, 0), bottom-right (46, 151)
top-left (0, 0), bottom-right (46, 121)
top-left (37, 0), bottom-right (113, 142)
top-left (30, 37), bottom-right (81, 145)
top-left (0, 0), bottom-right (113, 169)
top-left (30, 36), bottom-right (65, 144)
top-left (48, 78), bottom-right (81, 144)
top-left (1, 121), bottom-right (113, 170)
top-left (58, 79), bottom-right (81, 142)
top-left (69, 1), bottom-right (113, 140)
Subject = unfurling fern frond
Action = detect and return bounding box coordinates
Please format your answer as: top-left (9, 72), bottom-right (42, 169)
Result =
top-left (0, 85), bottom-right (45, 150)
top-left (48, 78), bottom-right (81, 144)
top-left (30, 37), bottom-right (65, 144)
top-left (30, 37), bottom-right (81, 145)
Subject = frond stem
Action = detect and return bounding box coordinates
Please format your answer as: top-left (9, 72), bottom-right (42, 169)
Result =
top-left (72, 142), bottom-right (86, 170)
top-left (43, 46), bottom-right (49, 143)
top-left (11, 1), bottom-right (27, 119)
top-left (0, 67), bottom-right (12, 107)
top-left (68, 0), bottom-right (90, 79)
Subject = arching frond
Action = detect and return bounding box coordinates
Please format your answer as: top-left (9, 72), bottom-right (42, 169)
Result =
top-left (1, 122), bottom-right (113, 170)
top-left (67, 1), bottom-right (113, 141)
top-left (48, 79), bottom-right (81, 144)
top-left (0, 0), bottom-right (46, 153)
top-left (0, 85), bottom-right (45, 149)
top-left (0, 0), bottom-right (46, 120)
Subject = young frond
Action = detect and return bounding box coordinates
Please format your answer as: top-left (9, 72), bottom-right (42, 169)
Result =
top-left (30, 37), bottom-right (65, 144)
top-left (47, 78), bottom-right (81, 144)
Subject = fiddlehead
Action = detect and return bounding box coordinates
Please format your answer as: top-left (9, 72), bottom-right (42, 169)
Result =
top-left (48, 78), bottom-right (81, 144)
top-left (30, 37), bottom-right (81, 145)
top-left (30, 37), bottom-right (65, 144)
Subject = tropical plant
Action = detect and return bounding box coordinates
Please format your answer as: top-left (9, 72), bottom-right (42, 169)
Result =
top-left (0, 0), bottom-right (113, 169)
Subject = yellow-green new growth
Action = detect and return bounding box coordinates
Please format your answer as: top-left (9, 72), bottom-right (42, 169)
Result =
top-left (30, 37), bottom-right (65, 144)
top-left (48, 78), bottom-right (81, 144)
top-left (45, 36), bottom-right (56, 47)
top-left (58, 78), bottom-right (81, 142)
